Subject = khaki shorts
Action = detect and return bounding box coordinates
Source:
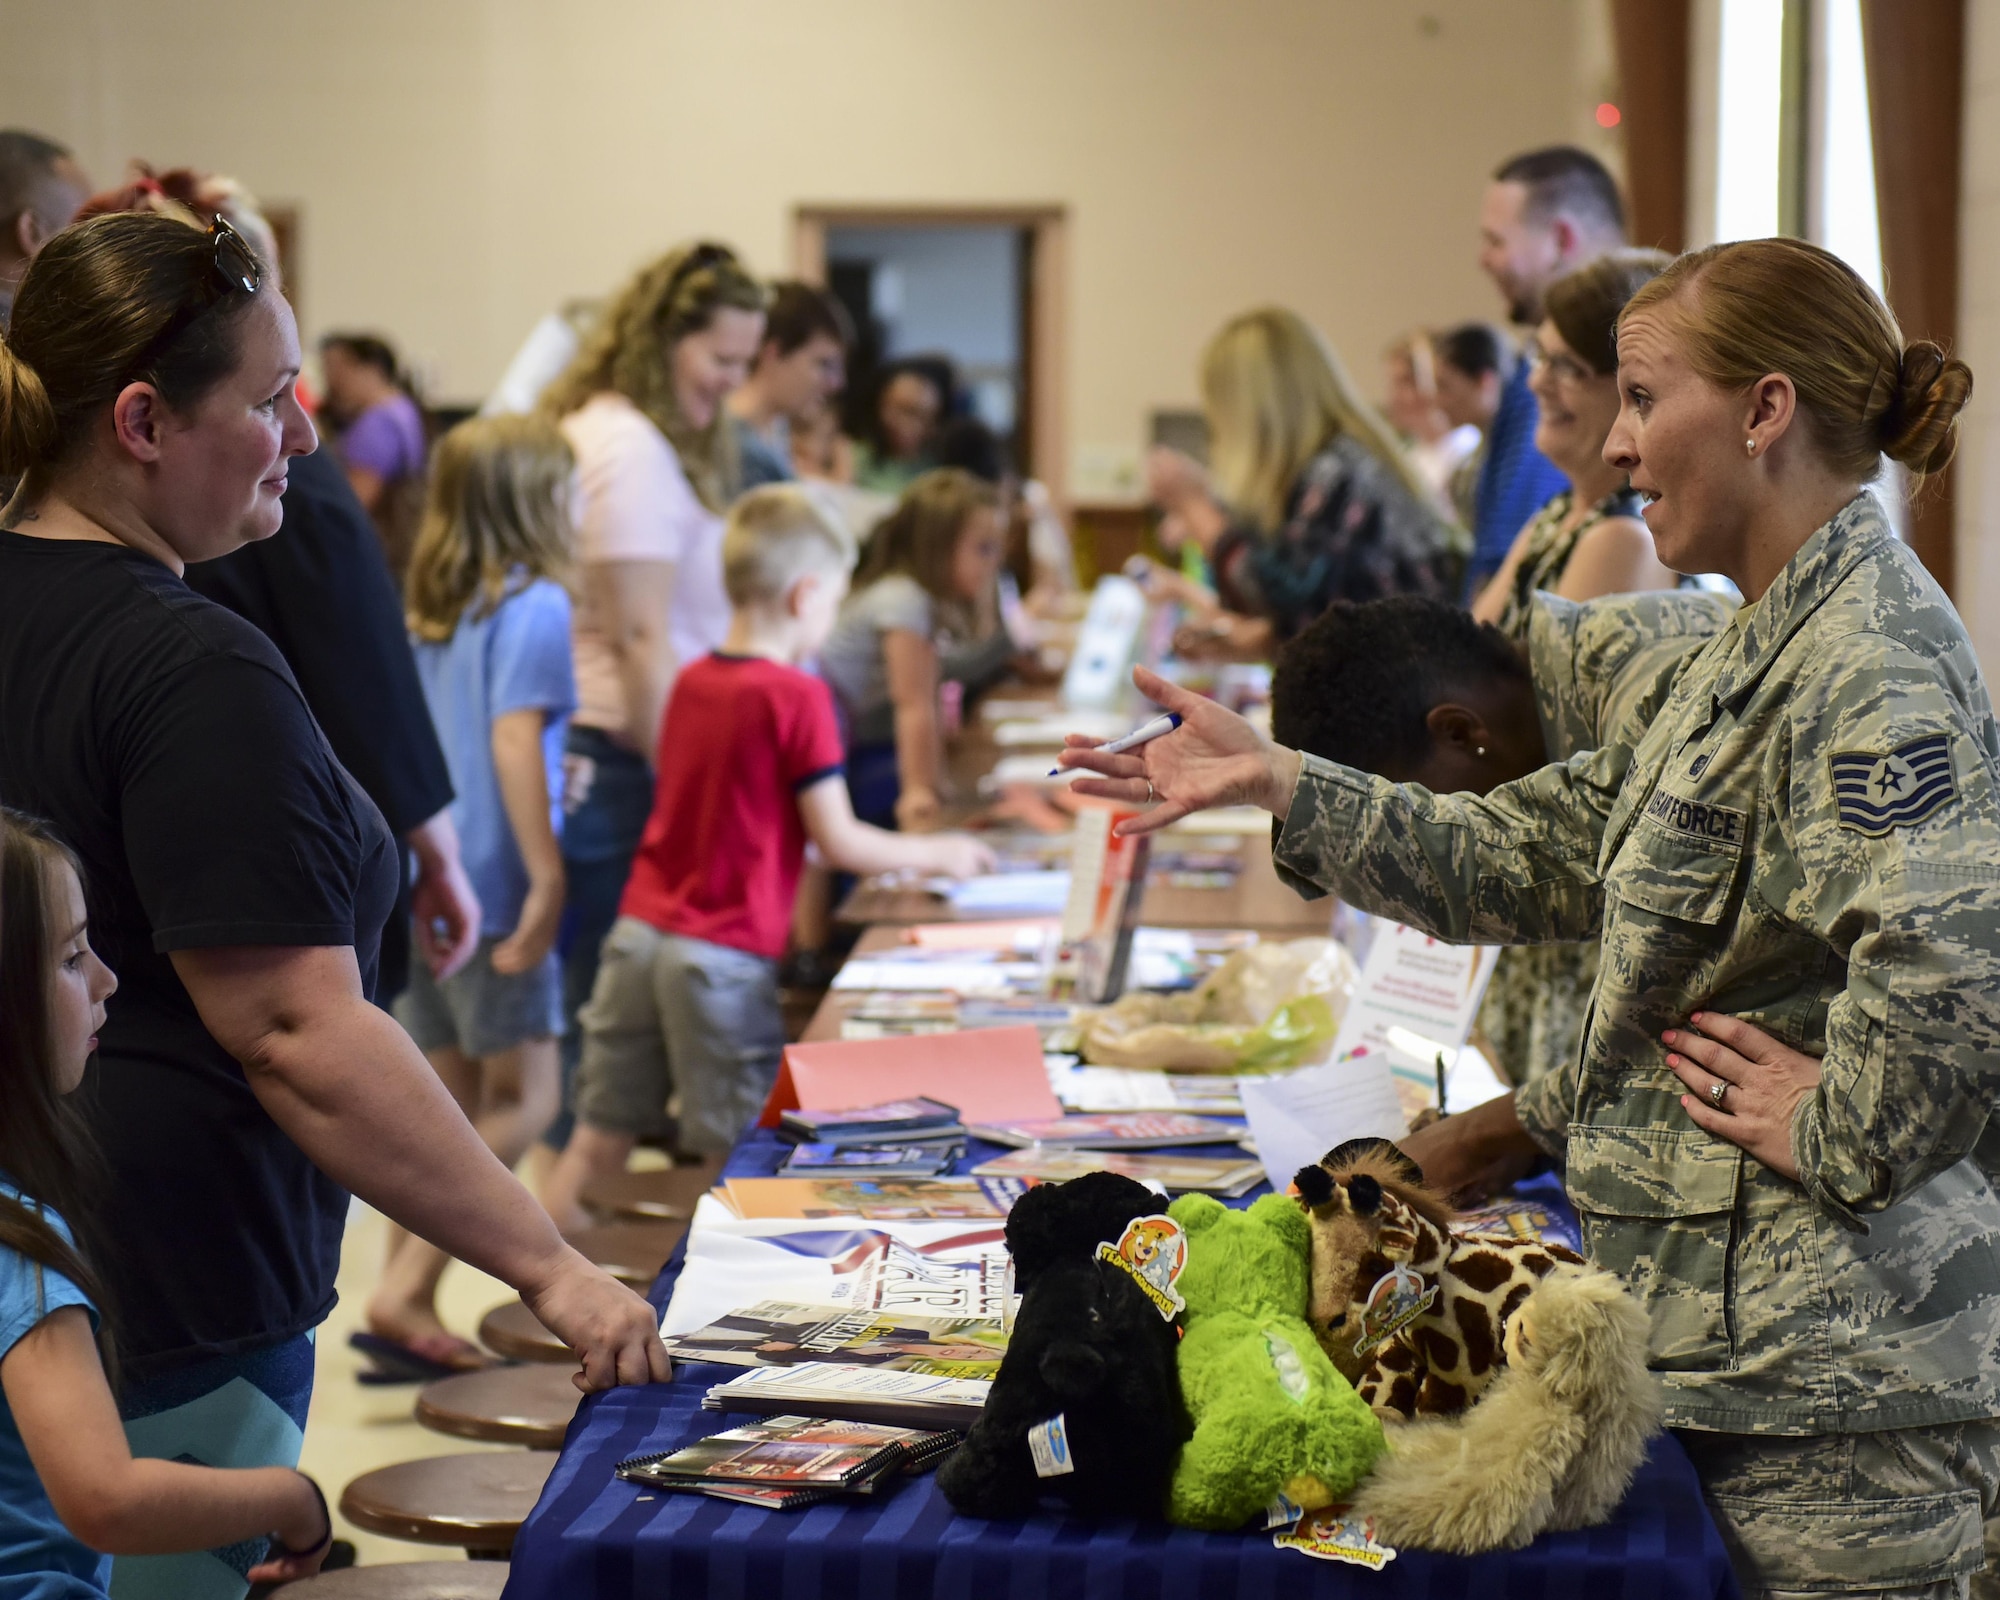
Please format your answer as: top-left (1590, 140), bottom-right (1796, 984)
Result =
top-left (571, 917), bottom-right (784, 1155)
top-left (1679, 1423), bottom-right (2000, 1600)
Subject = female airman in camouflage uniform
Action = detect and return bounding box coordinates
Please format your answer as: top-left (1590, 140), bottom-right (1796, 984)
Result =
top-left (1062, 238), bottom-right (1999, 1598)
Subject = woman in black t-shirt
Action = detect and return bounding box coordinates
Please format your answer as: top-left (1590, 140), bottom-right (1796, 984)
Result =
top-left (0, 213), bottom-right (667, 1599)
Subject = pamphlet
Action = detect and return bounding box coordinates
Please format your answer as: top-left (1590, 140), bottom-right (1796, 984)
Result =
top-left (721, 1177), bottom-right (1025, 1222)
top-left (778, 1142), bottom-right (963, 1179)
top-left (759, 1027), bottom-right (1063, 1130)
top-left (705, 1361), bottom-right (992, 1431)
top-left (660, 1301), bottom-right (1007, 1377)
top-left (969, 1146), bottom-right (1263, 1197)
top-left (616, 1415), bottom-right (960, 1510)
top-left (1326, 922), bottom-right (1500, 1124)
top-left (967, 1112), bottom-right (1245, 1150)
top-left (777, 1097), bottom-right (963, 1145)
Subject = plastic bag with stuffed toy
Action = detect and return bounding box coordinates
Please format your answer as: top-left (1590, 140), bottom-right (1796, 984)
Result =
top-left (1078, 938), bottom-right (1356, 1074)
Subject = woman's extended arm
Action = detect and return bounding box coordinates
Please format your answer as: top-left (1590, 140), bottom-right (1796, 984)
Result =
top-left (6, 1307), bottom-right (329, 1582)
top-left (583, 559), bottom-right (679, 759)
top-left (883, 627), bottom-right (944, 831)
top-left (1060, 665), bottom-right (1618, 945)
top-left (171, 944), bottom-right (668, 1390)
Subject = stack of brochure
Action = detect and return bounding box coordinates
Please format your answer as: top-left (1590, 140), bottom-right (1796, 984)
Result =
top-left (969, 1145), bottom-right (1265, 1197)
top-left (778, 1140), bottom-right (963, 1179)
top-left (704, 1362), bottom-right (991, 1431)
top-left (777, 1097), bottom-right (966, 1145)
top-left (966, 1111), bottom-right (1246, 1149)
top-left (659, 1301), bottom-right (1008, 1378)
top-left (616, 1415), bottom-right (960, 1510)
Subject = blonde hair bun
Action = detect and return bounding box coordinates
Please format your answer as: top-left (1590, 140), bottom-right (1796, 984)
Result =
top-left (1881, 340), bottom-right (1972, 477)
top-left (0, 338), bottom-right (57, 481)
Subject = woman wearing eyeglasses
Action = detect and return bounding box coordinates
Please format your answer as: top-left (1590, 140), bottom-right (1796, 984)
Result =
top-left (1469, 249), bottom-right (1679, 635)
top-left (0, 212), bottom-right (667, 1600)
top-left (1464, 248), bottom-right (1679, 1098)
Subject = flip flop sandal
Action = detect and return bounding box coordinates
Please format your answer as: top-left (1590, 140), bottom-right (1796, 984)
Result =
top-left (348, 1331), bottom-right (493, 1385)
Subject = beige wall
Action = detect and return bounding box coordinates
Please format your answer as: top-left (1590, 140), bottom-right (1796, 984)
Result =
top-left (4, 0), bottom-right (1613, 498)
top-left (1959, 0), bottom-right (2000, 671)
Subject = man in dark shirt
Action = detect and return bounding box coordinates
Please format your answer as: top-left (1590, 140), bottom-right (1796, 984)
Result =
top-left (186, 445), bottom-right (478, 1000)
top-left (1466, 146), bottom-right (1628, 594)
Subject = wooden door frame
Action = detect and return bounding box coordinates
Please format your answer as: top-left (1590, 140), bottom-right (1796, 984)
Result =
top-left (793, 204), bottom-right (1069, 509)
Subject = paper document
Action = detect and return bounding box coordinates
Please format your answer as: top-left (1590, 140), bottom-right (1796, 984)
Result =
top-left (1327, 923), bottom-right (1499, 1069)
top-left (945, 871), bottom-right (1072, 915)
top-left (1237, 1056), bottom-right (1408, 1189)
top-left (830, 960), bottom-right (1038, 994)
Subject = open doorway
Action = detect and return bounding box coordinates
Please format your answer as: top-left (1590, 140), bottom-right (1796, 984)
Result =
top-left (793, 205), bottom-right (1068, 506)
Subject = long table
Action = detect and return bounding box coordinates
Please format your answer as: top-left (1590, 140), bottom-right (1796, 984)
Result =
top-left (504, 1133), bottom-right (1739, 1600)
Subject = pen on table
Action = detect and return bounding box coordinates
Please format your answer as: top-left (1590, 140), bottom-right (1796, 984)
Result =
top-left (1049, 712), bottom-right (1183, 776)
top-left (1435, 1051), bottom-right (1449, 1117)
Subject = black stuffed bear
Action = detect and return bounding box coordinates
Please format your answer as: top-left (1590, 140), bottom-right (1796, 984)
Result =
top-left (937, 1171), bottom-right (1191, 1519)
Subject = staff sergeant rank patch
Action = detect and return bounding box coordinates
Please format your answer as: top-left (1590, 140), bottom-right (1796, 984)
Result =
top-left (1830, 734), bottom-right (1955, 836)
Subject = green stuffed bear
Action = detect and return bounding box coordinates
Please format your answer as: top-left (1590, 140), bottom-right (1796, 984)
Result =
top-left (1166, 1192), bottom-right (1385, 1530)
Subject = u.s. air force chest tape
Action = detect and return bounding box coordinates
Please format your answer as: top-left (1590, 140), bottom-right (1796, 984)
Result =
top-left (1643, 787), bottom-right (1748, 850)
top-left (1829, 734), bottom-right (1956, 837)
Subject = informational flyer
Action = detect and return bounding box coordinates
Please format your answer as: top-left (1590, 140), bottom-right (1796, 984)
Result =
top-left (1325, 923), bottom-right (1500, 1120)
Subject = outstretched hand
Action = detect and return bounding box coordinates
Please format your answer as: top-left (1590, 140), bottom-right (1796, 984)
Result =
top-left (1664, 1011), bottom-right (1823, 1180)
top-left (1055, 666), bottom-right (1302, 836)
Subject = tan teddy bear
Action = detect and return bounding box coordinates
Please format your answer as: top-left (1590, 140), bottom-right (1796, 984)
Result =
top-left (1347, 1265), bottom-right (1663, 1551)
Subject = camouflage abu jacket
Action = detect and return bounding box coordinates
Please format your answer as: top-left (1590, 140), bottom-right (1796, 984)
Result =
top-left (1275, 493), bottom-right (2000, 1434)
top-left (1475, 589), bottom-right (1734, 1085)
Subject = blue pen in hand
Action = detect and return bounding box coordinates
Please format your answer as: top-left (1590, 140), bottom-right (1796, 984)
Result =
top-left (1049, 712), bottom-right (1183, 776)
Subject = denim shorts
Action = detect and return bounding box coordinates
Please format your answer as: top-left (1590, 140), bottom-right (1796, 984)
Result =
top-left (572, 917), bottom-right (784, 1155)
top-left (394, 935), bottom-right (563, 1059)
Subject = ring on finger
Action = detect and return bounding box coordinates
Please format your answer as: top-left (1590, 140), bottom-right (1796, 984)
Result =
top-left (1708, 1079), bottom-right (1727, 1107)
top-left (1145, 779), bottom-right (1155, 805)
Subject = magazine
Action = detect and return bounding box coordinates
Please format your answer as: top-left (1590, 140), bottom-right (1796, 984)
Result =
top-left (778, 1097), bottom-right (964, 1146)
top-left (779, 1141), bottom-right (964, 1179)
top-left (721, 1176), bottom-right (1025, 1222)
top-left (967, 1112), bottom-right (1245, 1149)
top-left (970, 1146), bottom-right (1264, 1197)
top-left (706, 1362), bottom-right (991, 1431)
top-left (615, 1416), bottom-right (959, 1509)
top-left (660, 1301), bottom-right (1008, 1377)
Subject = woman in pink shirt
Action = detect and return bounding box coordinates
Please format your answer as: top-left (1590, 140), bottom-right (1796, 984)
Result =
top-left (536, 243), bottom-right (768, 1153)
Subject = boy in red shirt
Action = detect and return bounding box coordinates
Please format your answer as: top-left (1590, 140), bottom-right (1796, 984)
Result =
top-left (542, 487), bottom-right (993, 1228)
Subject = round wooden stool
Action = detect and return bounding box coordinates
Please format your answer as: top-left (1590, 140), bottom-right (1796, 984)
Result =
top-left (338, 1452), bottom-right (557, 1559)
top-left (475, 1301), bottom-right (571, 1365)
top-left (417, 1364), bottom-right (582, 1450)
top-left (579, 1159), bottom-right (720, 1223)
top-left (272, 1561), bottom-right (511, 1597)
top-left (564, 1220), bottom-right (685, 1288)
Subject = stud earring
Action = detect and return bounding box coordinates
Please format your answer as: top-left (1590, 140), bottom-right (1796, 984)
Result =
top-left (1475, 745), bottom-right (1488, 757)
top-left (1745, 438), bottom-right (1756, 455)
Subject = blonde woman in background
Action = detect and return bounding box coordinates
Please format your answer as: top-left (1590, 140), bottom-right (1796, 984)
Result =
top-left (1144, 307), bottom-right (1462, 661)
top-left (538, 242), bottom-right (768, 1156)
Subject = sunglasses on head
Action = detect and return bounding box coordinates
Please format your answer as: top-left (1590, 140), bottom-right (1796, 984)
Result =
top-left (121, 215), bottom-right (264, 388)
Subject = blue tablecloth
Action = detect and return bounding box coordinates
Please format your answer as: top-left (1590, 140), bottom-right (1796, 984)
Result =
top-left (504, 1132), bottom-right (1741, 1600)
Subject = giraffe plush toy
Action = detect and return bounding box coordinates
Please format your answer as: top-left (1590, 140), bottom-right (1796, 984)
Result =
top-left (1290, 1139), bottom-right (1583, 1421)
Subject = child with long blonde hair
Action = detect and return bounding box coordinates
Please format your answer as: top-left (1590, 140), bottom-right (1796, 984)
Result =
top-left (355, 414), bottom-right (580, 1381)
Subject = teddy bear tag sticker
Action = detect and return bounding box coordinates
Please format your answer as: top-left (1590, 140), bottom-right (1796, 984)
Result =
top-left (1095, 1214), bottom-right (1187, 1321)
top-left (1272, 1504), bottom-right (1399, 1569)
top-left (1353, 1263), bottom-right (1437, 1357)
top-left (1027, 1413), bottom-right (1074, 1478)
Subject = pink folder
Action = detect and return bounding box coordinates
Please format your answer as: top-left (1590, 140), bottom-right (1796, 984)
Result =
top-left (757, 1026), bottom-right (1063, 1128)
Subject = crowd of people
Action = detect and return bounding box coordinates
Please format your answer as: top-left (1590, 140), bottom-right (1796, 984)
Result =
top-left (0, 115), bottom-right (1993, 1600)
